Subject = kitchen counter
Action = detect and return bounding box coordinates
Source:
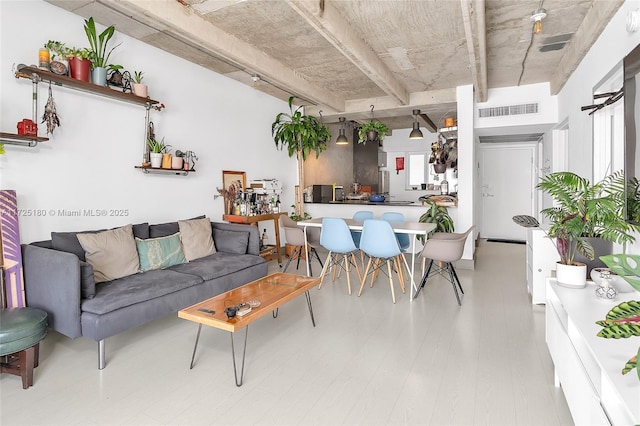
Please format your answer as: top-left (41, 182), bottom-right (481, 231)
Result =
top-left (326, 200), bottom-right (419, 206)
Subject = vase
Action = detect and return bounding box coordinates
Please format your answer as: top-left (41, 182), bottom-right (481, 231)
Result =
top-left (161, 153), bottom-right (172, 169)
top-left (91, 66), bottom-right (107, 86)
top-left (50, 58), bottom-right (69, 76)
top-left (69, 57), bottom-right (91, 82)
top-left (366, 130), bottom-right (378, 141)
top-left (132, 83), bottom-right (148, 98)
top-left (150, 152), bottom-right (162, 168)
top-left (556, 262), bottom-right (587, 288)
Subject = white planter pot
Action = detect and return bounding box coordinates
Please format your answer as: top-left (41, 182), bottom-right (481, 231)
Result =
top-left (149, 152), bottom-right (162, 168)
top-left (556, 262), bottom-right (587, 288)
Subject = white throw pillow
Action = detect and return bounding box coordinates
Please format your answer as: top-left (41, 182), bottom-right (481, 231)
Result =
top-left (178, 218), bottom-right (216, 261)
top-left (77, 224), bottom-right (140, 283)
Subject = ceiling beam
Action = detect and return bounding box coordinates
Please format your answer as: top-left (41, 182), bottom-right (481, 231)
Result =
top-left (419, 113), bottom-right (438, 133)
top-left (104, 0), bottom-right (346, 111)
top-left (287, 0), bottom-right (410, 106)
top-left (550, 0), bottom-right (624, 94)
top-left (460, 0), bottom-right (487, 102)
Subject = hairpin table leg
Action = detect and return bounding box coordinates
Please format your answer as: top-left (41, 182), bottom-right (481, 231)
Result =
top-left (230, 327), bottom-right (249, 387)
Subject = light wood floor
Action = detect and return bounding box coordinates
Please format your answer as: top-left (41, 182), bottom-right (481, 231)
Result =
top-left (0, 241), bottom-right (573, 425)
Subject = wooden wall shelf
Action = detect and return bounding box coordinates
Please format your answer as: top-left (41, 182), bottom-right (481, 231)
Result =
top-left (134, 166), bottom-right (194, 176)
top-left (15, 65), bottom-right (160, 107)
top-left (0, 132), bottom-right (48, 147)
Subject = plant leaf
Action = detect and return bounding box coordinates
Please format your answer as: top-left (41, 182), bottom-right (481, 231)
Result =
top-left (512, 215), bottom-right (539, 228)
top-left (600, 255), bottom-right (640, 292)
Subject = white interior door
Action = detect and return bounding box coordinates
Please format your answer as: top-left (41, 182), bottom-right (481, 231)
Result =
top-left (480, 143), bottom-right (536, 241)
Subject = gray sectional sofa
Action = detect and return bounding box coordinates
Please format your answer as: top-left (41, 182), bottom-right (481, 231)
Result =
top-left (22, 219), bottom-right (267, 369)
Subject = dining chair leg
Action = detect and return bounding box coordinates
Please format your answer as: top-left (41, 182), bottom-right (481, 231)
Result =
top-left (318, 251), bottom-right (333, 289)
top-left (415, 259), bottom-right (434, 298)
top-left (343, 254), bottom-right (352, 295)
top-left (282, 246), bottom-right (298, 273)
top-left (447, 263), bottom-right (462, 305)
top-left (370, 258), bottom-right (381, 288)
top-left (387, 259), bottom-right (396, 303)
top-left (358, 256), bottom-right (373, 296)
top-left (394, 256), bottom-right (406, 293)
top-left (450, 263), bottom-right (464, 294)
top-left (421, 257), bottom-right (426, 279)
top-left (313, 249), bottom-right (324, 269)
top-left (351, 252), bottom-right (363, 283)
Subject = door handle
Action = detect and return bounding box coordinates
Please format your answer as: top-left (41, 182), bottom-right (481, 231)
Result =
top-left (482, 193), bottom-right (494, 197)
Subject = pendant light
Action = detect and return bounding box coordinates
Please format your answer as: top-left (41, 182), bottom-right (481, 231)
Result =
top-left (336, 117), bottom-right (349, 145)
top-left (530, 8), bottom-right (546, 34)
top-left (409, 109), bottom-right (423, 139)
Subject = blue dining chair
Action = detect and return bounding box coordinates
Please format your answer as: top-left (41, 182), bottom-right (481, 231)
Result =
top-left (318, 218), bottom-right (362, 295)
top-left (351, 211), bottom-right (374, 267)
top-left (381, 212), bottom-right (410, 252)
top-left (358, 219), bottom-right (409, 303)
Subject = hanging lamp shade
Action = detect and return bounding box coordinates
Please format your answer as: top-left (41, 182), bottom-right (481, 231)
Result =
top-left (409, 109), bottom-right (423, 139)
top-left (336, 117), bottom-right (349, 145)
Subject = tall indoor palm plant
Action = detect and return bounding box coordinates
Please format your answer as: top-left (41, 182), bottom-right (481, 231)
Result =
top-left (272, 96), bottom-right (330, 217)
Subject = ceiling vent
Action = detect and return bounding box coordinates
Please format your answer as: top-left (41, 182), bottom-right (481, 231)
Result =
top-left (478, 103), bottom-right (539, 118)
top-left (539, 33), bottom-right (573, 53)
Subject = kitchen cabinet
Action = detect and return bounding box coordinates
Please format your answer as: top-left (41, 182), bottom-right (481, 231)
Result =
top-left (546, 278), bottom-right (639, 425)
top-left (526, 227), bottom-right (559, 304)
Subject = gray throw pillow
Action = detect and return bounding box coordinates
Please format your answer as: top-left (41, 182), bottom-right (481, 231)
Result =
top-left (149, 215), bottom-right (204, 238)
top-left (213, 229), bottom-right (249, 254)
top-left (52, 223), bottom-right (149, 261)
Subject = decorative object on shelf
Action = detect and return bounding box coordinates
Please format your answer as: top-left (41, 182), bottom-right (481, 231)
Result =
top-left (106, 64), bottom-right (123, 86)
top-left (38, 47), bottom-right (50, 70)
top-left (16, 119), bottom-right (37, 137)
top-left (444, 117), bottom-right (456, 127)
top-left (41, 84), bottom-right (60, 135)
top-left (172, 150), bottom-right (184, 169)
top-left (183, 150), bottom-right (197, 171)
top-left (217, 186), bottom-right (238, 216)
top-left (161, 152), bottom-right (172, 169)
top-left (513, 171), bottom-right (638, 288)
top-left (68, 48), bottom-right (92, 82)
top-left (84, 17), bottom-right (120, 86)
top-left (591, 267), bottom-right (635, 293)
top-left (594, 269), bottom-right (618, 300)
top-left (132, 71), bottom-right (147, 97)
top-left (357, 105), bottom-right (389, 144)
top-left (222, 170), bottom-right (246, 193)
top-left (44, 40), bottom-right (69, 75)
top-left (272, 96), bottom-right (330, 218)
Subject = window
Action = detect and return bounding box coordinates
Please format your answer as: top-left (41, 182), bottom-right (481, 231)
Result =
top-left (407, 152), bottom-right (426, 188)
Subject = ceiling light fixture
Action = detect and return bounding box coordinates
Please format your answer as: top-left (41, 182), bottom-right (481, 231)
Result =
top-left (409, 109), bottom-right (423, 139)
top-left (530, 8), bottom-right (547, 35)
top-left (336, 117), bottom-right (349, 145)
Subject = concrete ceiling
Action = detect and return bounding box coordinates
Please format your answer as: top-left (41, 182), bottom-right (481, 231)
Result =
top-left (47, 0), bottom-right (623, 130)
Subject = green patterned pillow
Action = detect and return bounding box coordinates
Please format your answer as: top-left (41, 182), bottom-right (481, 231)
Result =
top-left (135, 232), bottom-right (187, 272)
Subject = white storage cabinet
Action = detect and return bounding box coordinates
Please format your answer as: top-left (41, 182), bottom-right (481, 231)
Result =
top-left (526, 227), bottom-right (559, 304)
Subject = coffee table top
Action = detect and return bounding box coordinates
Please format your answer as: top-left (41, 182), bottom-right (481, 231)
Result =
top-left (178, 272), bottom-right (320, 332)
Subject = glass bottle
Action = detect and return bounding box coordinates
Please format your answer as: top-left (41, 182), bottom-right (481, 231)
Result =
top-left (261, 229), bottom-right (268, 250)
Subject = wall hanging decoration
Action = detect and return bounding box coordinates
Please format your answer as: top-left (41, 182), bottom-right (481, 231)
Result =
top-left (395, 157), bottom-right (404, 174)
top-left (0, 190), bottom-right (26, 308)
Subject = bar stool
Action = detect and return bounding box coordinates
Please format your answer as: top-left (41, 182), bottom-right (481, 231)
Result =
top-left (0, 307), bottom-right (48, 389)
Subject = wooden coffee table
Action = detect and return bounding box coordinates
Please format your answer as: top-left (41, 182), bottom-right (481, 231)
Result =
top-left (178, 272), bottom-right (320, 386)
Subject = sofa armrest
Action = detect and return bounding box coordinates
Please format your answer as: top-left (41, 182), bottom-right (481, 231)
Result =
top-left (211, 222), bottom-right (260, 255)
top-left (21, 244), bottom-right (82, 338)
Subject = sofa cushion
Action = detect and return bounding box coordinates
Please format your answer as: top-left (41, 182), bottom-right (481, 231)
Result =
top-left (168, 252), bottom-right (264, 281)
top-left (178, 218), bottom-right (216, 261)
top-left (136, 232), bottom-right (187, 272)
top-left (77, 224), bottom-right (140, 283)
top-left (80, 260), bottom-right (96, 299)
top-left (149, 215), bottom-right (205, 238)
top-left (81, 269), bottom-right (203, 315)
top-left (51, 223), bottom-right (149, 261)
top-left (213, 228), bottom-right (249, 254)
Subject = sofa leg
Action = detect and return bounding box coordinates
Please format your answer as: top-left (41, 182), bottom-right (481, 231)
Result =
top-left (98, 340), bottom-right (106, 370)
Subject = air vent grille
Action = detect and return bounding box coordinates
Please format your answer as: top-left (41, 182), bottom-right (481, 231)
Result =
top-left (478, 103), bottom-right (539, 118)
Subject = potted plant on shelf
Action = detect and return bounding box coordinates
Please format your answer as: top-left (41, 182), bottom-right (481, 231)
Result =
top-left (84, 16), bottom-right (120, 86)
top-left (68, 47), bottom-right (92, 82)
top-left (358, 120), bottom-right (389, 144)
top-left (417, 200), bottom-right (454, 243)
top-left (513, 171), bottom-right (637, 288)
top-left (44, 40), bottom-right (70, 75)
top-left (147, 137), bottom-right (168, 168)
top-left (272, 96), bottom-right (330, 217)
top-left (131, 71), bottom-right (147, 97)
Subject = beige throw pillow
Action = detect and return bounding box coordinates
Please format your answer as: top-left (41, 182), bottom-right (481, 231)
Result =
top-left (77, 224), bottom-right (140, 283)
top-left (178, 218), bottom-right (216, 261)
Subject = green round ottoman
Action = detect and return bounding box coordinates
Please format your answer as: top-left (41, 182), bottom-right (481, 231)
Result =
top-left (0, 307), bottom-right (48, 389)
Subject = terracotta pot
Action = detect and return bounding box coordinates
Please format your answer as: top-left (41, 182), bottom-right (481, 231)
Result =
top-left (69, 57), bottom-right (91, 82)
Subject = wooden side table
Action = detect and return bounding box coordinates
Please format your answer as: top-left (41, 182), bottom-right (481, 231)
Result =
top-left (223, 213), bottom-right (286, 264)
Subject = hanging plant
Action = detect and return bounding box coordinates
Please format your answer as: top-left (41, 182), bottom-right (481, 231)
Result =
top-left (357, 105), bottom-right (389, 144)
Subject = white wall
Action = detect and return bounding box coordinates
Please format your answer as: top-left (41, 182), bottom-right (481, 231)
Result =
top-left (0, 0), bottom-right (296, 243)
top-left (557, 0), bottom-right (640, 179)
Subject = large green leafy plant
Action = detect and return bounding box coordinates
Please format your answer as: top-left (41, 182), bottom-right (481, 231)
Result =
top-left (358, 120), bottom-right (389, 144)
top-left (513, 171), bottom-right (636, 265)
top-left (417, 200), bottom-right (454, 243)
top-left (272, 96), bottom-right (330, 216)
top-left (84, 17), bottom-right (120, 69)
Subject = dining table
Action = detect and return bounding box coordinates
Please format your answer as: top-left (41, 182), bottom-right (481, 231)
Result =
top-left (298, 218), bottom-right (436, 300)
